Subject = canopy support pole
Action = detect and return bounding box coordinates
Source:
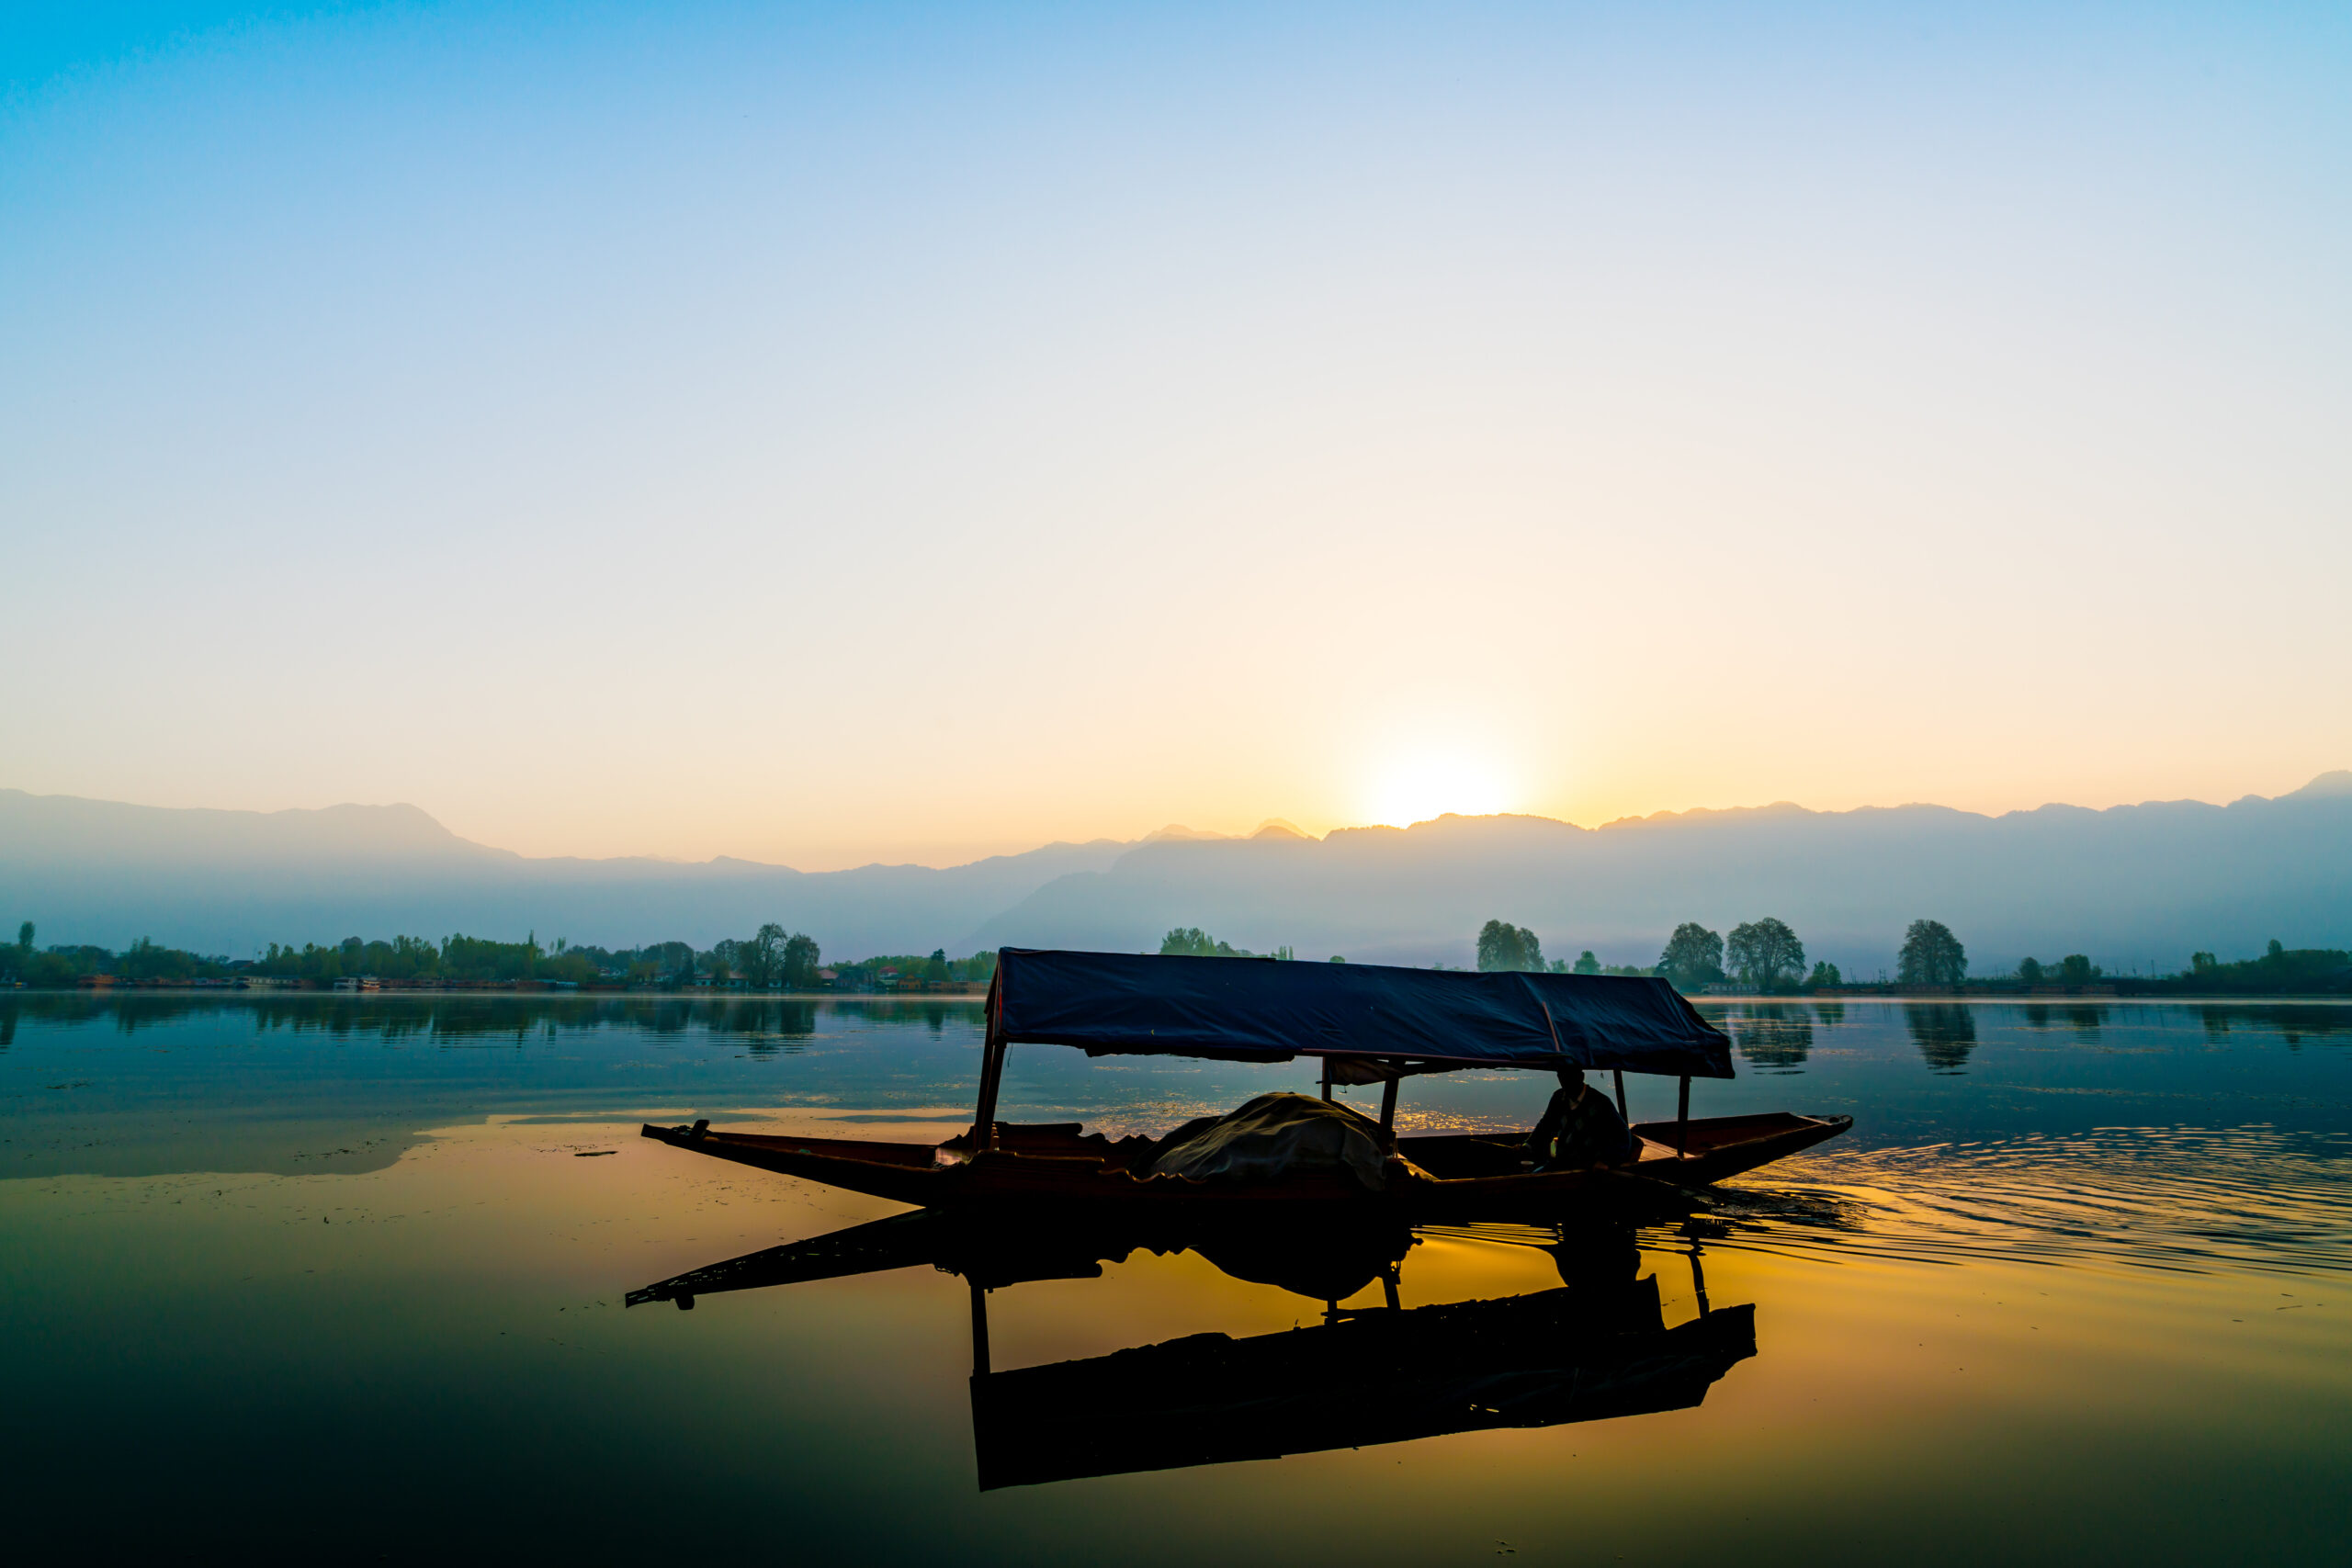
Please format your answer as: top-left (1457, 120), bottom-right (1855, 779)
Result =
top-left (1320, 1057), bottom-right (1333, 1102)
top-left (1613, 1069), bottom-right (1627, 1119)
top-left (973, 1038), bottom-right (1005, 1151)
top-left (969, 1280), bottom-right (990, 1377)
top-left (1676, 1074), bottom-right (1690, 1156)
top-left (1379, 1075), bottom-right (1399, 1129)
top-left (974, 987), bottom-right (1007, 1151)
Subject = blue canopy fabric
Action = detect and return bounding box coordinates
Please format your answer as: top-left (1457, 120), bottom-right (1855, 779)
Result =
top-left (988, 950), bottom-right (1734, 1079)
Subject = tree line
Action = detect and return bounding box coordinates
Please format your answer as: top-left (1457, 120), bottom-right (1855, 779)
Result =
top-left (1159, 916), bottom-right (2345, 996)
top-left (1159, 929), bottom-right (1296, 962)
top-left (1482, 918), bottom-right (2346, 996)
top-left (1473, 915), bottom-right (1849, 989)
top-left (7, 915), bottom-right (2341, 996)
top-left (1476, 916), bottom-right (1975, 991)
top-left (0, 920), bottom-right (1000, 991)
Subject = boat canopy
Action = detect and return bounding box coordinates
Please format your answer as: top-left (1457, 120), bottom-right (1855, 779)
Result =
top-left (987, 949), bottom-right (1733, 1079)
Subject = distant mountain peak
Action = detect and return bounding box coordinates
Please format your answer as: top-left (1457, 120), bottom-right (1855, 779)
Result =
top-left (2282, 770), bottom-right (2352, 801)
top-left (0, 788), bottom-right (501, 862)
top-left (1250, 818), bottom-right (1311, 840)
top-left (1144, 824), bottom-right (1230, 842)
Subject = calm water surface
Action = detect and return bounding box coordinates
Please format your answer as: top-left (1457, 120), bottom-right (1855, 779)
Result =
top-left (3, 994), bottom-right (2348, 1562)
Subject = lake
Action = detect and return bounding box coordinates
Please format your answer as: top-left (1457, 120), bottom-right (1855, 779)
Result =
top-left (3, 994), bottom-right (2347, 1562)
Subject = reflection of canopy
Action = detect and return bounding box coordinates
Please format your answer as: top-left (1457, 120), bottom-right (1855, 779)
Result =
top-left (973, 1285), bottom-right (1756, 1490)
top-left (989, 949), bottom-right (1734, 1078)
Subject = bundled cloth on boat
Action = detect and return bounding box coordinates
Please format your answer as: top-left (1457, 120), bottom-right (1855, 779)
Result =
top-left (1146, 1093), bottom-right (1394, 1192)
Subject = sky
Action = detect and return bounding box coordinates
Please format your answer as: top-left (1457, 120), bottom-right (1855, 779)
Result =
top-left (4, 2), bottom-right (2347, 870)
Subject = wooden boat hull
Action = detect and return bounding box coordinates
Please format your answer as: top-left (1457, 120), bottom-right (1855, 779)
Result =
top-left (638, 1109), bottom-right (1851, 1221)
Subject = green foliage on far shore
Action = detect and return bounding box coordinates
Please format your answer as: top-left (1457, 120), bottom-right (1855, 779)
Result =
top-left (4, 914), bottom-right (2343, 997)
top-left (1476, 919), bottom-right (1545, 973)
top-left (0, 919), bottom-right (997, 991)
top-left (1160, 927), bottom-right (1257, 958)
top-left (2166, 941), bottom-right (2351, 995)
top-left (1657, 922), bottom-right (1726, 990)
top-left (1152, 926), bottom-right (1298, 964)
top-left (1898, 919), bottom-right (1968, 987)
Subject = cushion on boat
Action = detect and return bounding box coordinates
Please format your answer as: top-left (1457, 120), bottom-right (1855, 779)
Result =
top-left (1144, 1092), bottom-right (1394, 1191)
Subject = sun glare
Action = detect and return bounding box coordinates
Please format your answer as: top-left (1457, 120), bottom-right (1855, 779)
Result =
top-left (1365, 753), bottom-right (1511, 829)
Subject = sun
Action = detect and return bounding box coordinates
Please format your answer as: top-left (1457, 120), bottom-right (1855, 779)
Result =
top-left (1364, 752), bottom-right (1511, 828)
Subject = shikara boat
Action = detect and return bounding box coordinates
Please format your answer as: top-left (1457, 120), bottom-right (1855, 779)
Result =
top-left (627, 1206), bottom-right (1757, 1489)
top-left (642, 948), bottom-right (1849, 1220)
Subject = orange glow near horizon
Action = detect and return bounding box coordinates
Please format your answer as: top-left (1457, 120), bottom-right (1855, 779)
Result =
top-left (1363, 750), bottom-right (1516, 829)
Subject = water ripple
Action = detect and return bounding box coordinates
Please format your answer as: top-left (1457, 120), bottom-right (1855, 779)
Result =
top-left (1687, 1125), bottom-right (2352, 1277)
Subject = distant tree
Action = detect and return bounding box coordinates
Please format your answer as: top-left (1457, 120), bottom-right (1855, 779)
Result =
top-left (1726, 918), bottom-right (1806, 990)
top-left (1897, 920), bottom-right (1968, 987)
top-left (1657, 923), bottom-right (1725, 991)
top-left (2056, 953), bottom-right (2098, 986)
top-left (925, 948), bottom-right (950, 983)
top-left (2189, 952), bottom-right (2217, 976)
top-left (16, 921), bottom-right (30, 953)
top-left (1160, 928), bottom-right (1250, 958)
top-left (439, 933), bottom-right (546, 983)
top-left (1573, 951), bottom-right (1601, 976)
top-left (118, 936), bottom-right (198, 982)
top-left (1806, 961), bottom-right (1841, 989)
top-left (1329, 955), bottom-right (1346, 963)
top-left (25, 949), bottom-right (81, 986)
top-left (727, 924), bottom-right (788, 987)
top-left (1476, 920), bottom-right (1544, 973)
top-left (2018, 956), bottom-right (2045, 986)
top-left (538, 948), bottom-right (596, 984)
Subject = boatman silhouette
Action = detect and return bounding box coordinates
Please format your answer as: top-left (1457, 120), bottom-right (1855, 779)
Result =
top-left (1527, 1066), bottom-right (1634, 1171)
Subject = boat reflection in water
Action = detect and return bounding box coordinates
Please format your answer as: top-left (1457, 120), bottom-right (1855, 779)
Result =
top-left (629, 1212), bottom-right (1755, 1490)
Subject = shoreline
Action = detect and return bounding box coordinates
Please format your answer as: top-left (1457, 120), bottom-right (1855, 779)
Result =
top-left (6, 986), bottom-right (2346, 1006)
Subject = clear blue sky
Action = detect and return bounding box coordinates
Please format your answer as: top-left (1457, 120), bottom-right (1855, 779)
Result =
top-left (4, 4), bottom-right (2347, 866)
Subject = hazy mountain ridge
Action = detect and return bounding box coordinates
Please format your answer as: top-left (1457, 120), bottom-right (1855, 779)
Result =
top-left (0, 789), bottom-right (1130, 957)
top-left (0, 792), bottom-right (509, 864)
top-left (969, 780), bottom-right (2352, 974)
top-left (4, 778), bottom-right (2348, 972)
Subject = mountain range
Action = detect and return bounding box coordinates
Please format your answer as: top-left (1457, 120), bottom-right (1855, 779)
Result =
top-left (5, 775), bottom-right (2349, 975)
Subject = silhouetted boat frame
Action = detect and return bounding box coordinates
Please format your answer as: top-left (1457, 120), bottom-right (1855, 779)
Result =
top-left (642, 949), bottom-right (1850, 1217)
top-left (625, 1206), bottom-right (1758, 1489)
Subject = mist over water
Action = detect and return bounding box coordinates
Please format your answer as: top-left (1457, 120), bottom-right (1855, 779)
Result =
top-left (2, 996), bottom-right (2346, 1561)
